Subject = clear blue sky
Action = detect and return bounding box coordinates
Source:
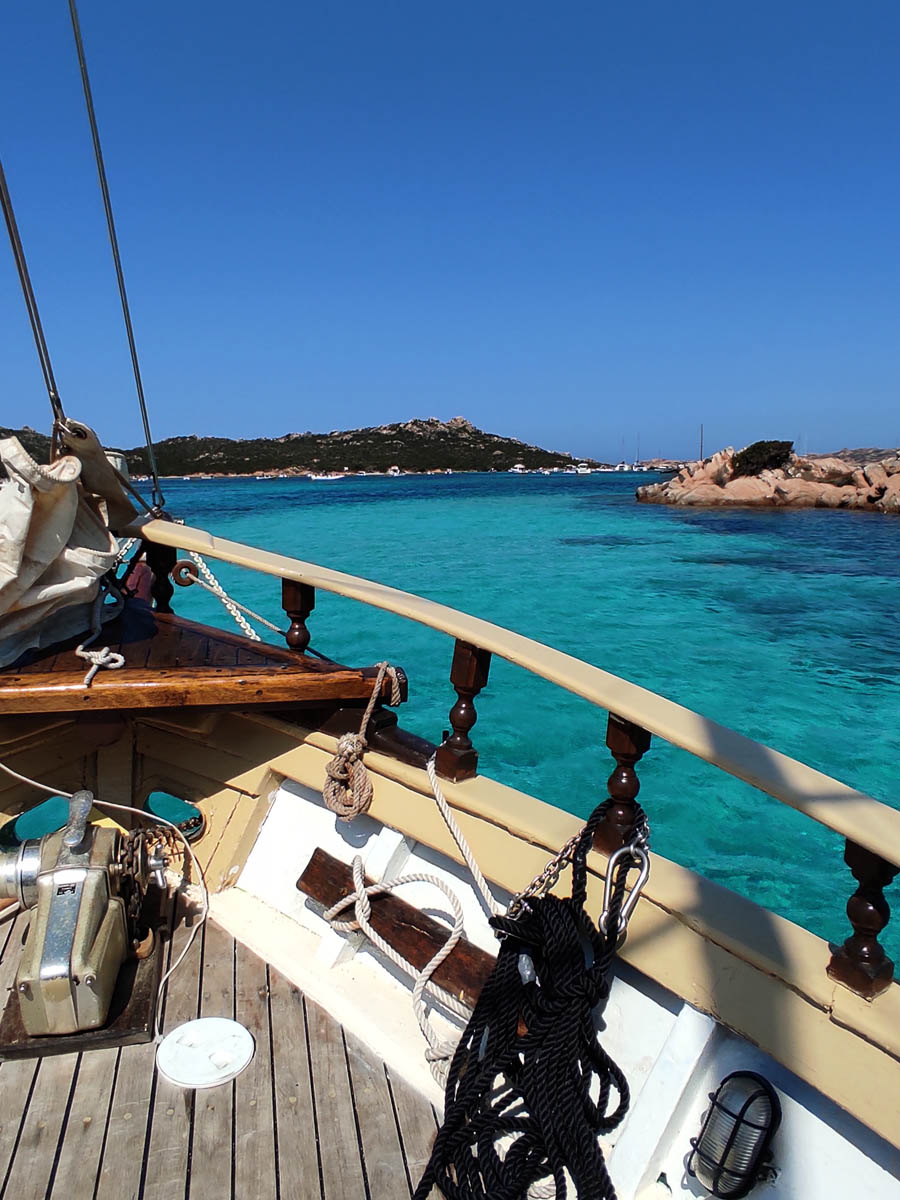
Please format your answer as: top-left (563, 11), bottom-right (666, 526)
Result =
top-left (2, 2), bottom-right (898, 461)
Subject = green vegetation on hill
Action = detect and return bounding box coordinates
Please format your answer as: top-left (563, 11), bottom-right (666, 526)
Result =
top-left (2, 418), bottom-right (583, 475)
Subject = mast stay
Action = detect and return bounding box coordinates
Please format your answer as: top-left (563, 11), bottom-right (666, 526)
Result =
top-left (68, 0), bottom-right (164, 510)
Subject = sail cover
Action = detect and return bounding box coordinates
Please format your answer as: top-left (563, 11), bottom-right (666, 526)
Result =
top-left (0, 436), bottom-right (119, 668)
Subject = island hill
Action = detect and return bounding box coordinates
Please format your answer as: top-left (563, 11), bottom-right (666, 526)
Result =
top-left (0, 417), bottom-right (593, 477)
top-left (637, 440), bottom-right (900, 514)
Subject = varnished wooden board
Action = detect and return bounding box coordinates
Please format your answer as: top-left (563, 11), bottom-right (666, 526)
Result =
top-left (0, 664), bottom-right (397, 713)
top-left (1, 600), bottom-right (404, 714)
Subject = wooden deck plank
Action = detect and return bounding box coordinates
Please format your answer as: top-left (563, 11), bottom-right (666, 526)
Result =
top-left (139, 901), bottom-right (204, 1200)
top-left (49, 1047), bottom-right (119, 1199)
top-left (305, 997), bottom-right (367, 1199)
top-left (188, 920), bottom-right (235, 1200)
top-left (387, 1068), bottom-right (438, 1193)
top-left (0, 1056), bottom-right (38, 1193)
top-left (344, 1031), bottom-right (411, 1199)
top-left (0, 913), bottom-right (39, 1188)
top-left (234, 941), bottom-right (277, 1200)
top-left (269, 969), bottom-right (320, 1200)
top-left (2, 1051), bottom-right (79, 1200)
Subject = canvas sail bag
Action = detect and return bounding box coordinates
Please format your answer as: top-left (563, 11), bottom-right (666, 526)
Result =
top-left (0, 436), bottom-right (119, 668)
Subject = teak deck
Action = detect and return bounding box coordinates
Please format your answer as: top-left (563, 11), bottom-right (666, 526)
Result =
top-left (0, 600), bottom-right (403, 716)
top-left (0, 906), bottom-right (437, 1200)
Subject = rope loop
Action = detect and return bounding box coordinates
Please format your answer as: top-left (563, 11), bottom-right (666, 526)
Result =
top-left (75, 576), bottom-right (126, 687)
top-left (323, 853), bottom-right (468, 1082)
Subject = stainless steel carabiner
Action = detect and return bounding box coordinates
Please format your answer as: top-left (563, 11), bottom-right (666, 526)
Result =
top-left (599, 843), bottom-right (651, 936)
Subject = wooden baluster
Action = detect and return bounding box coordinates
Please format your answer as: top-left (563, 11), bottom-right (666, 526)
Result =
top-left (434, 640), bottom-right (492, 782)
top-left (827, 840), bottom-right (898, 999)
top-left (593, 713), bottom-right (652, 854)
top-left (282, 580), bottom-right (315, 651)
top-left (142, 541), bottom-right (177, 614)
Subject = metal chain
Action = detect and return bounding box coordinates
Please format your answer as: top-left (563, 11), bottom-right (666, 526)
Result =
top-left (506, 828), bottom-right (587, 920)
top-left (507, 808), bottom-right (651, 923)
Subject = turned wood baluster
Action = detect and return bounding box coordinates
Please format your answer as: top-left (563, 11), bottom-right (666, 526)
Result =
top-left (593, 713), bottom-right (652, 854)
top-left (282, 580), bottom-right (315, 651)
top-left (142, 541), bottom-right (177, 613)
top-left (827, 840), bottom-right (898, 999)
top-left (434, 640), bottom-right (492, 782)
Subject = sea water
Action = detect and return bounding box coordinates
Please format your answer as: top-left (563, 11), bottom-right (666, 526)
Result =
top-left (157, 471), bottom-right (900, 954)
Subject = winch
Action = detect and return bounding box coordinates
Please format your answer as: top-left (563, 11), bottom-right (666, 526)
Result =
top-left (0, 790), bottom-right (169, 1037)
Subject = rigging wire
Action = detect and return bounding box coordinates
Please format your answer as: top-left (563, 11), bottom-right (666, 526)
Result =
top-left (0, 156), bottom-right (66, 425)
top-left (68, 0), bottom-right (165, 510)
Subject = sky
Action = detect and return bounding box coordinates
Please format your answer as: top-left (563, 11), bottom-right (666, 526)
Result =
top-left (1, 2), bottom-right (898, 461)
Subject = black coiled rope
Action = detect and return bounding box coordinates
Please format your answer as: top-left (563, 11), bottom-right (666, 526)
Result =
top-left (414, 801), bottom-right (646, 1200)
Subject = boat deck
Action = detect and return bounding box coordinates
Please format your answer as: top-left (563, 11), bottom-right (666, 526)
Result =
top-left (0, 905), bottom-right (437, 1199)
top-left (0, 599), bottom-right (404, 716)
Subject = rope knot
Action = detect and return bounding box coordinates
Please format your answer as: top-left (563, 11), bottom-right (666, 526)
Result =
top-left (322, 663), bottom-right (402, 822)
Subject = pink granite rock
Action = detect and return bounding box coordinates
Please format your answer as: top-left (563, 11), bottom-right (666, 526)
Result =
top-left (675, 482), bottom-right (727, 505)
top-left (864, 461), bottom-right (889, 488)
top-left (816, 485), bottom-right (859, 508)
top-left (721, 477), bottom-right (772, 504)
top-left (802, 457), bottom-right (856, 485)
top-left (773, 479), bottom-right (820, 507)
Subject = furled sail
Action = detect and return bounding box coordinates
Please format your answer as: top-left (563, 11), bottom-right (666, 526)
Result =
top-left (0, 436), bottom-right (119, 668)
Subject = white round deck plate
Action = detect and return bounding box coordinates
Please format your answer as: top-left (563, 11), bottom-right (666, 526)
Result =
top-left (156, 1017), bottom-right (255, 1089)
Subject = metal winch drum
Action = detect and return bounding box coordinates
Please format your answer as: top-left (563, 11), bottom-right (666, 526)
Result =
top-left (0, 790), bottom-right (168, 1037)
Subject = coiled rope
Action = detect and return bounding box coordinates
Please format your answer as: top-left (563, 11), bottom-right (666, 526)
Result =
top-left (322, 662), bottom-right (402, 820)
top-left (413, 801), bottom-right (648, 1200)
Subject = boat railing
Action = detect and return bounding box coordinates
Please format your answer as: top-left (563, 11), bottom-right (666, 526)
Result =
top-left (133, 516), bottom-right (900, 1001)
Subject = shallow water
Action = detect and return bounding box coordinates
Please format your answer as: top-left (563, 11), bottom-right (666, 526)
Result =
top-left (156, 471), bottom-right (900, 954)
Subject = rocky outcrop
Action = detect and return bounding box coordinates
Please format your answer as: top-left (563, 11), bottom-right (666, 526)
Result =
top-left (637, 447), bottom-right (900, 513)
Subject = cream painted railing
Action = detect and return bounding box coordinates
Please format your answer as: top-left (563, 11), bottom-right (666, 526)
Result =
top-left (133, 515), bottom-right (900, 997)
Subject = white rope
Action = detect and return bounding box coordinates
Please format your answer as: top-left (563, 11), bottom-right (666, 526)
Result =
top-left (75, 581), bottom-right (126, 686)
top-left (115, 535), bottom-right (137, 565)
top-left (0, 759), bottom-right (208, 1040)
top-left (426, 755), bottom-right (501, 920)
top-left (325, 855), bottom-right (468, 1082)
top-left (184, 551), bottom-right (285, 641)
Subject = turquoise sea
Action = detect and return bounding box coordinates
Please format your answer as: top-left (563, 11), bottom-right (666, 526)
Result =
top-left (158, 471), bottom-right (900, 954)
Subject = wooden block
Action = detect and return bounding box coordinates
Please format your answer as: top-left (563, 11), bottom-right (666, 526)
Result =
top-left (297, 848), bottom-right (495, 1009)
